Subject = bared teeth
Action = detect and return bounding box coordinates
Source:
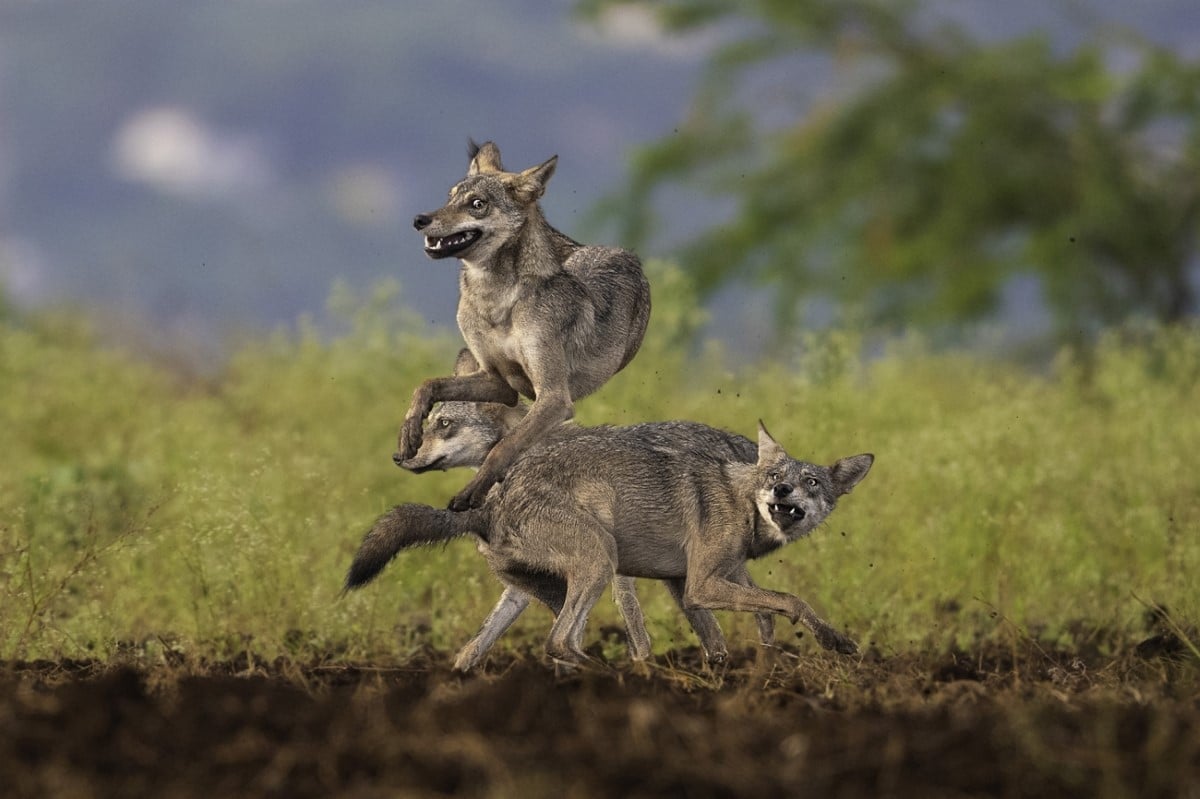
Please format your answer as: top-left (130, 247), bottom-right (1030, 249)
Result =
top-left (425, 230), bottom-right (479, 251)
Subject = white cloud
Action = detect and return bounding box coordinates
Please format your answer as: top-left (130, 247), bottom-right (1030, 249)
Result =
top-left (0, 236), bottom-right (51, 305)
top-left (583, 4), bottom-right (716, 59)
top-left (110, 106), bottom-right (274, 200)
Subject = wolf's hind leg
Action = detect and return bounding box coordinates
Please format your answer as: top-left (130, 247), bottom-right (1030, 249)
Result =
top-left (447, 383), bottom-right (574, 511)
top-left (452, 586), bottom-right (530, 672)
top-left (545, 536), bottom-right (617, 664)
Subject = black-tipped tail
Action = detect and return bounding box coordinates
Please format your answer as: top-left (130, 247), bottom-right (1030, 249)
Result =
top-left (343, 504), bottom-right (487, 592)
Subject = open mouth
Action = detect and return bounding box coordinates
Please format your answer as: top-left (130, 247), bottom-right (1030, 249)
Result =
top-left (768, 502), bottom-right (806, 529)
top-left (423, 230), bottom-right (481, 259)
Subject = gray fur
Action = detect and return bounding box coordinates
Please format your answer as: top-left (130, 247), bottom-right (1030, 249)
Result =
top-left (391, 398), bottom-right (764, 664)
top-left (348, 415), bottom-right (872, 670)
top-left (400, 141), bottom-right (651, 510)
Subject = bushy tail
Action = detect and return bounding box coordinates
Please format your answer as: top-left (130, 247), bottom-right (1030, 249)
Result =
top-left (343, 504), bottom-right (489, 592)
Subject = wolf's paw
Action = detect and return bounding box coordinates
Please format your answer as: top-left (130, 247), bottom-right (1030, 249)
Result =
top-left (448, 491), bottom-right (489, 511)
top-left (452, 646), bottom-right (484, 673)
top-left (816, 627), bottom-right (858, 656)
top-left (706, 648), bottom-right (729, 666)
top-left (448, 471), bottom-right (498, 511)
top-left (397, 418), bottom-right (424, 462)
top-left (544, 644), bottom-right (587, 673)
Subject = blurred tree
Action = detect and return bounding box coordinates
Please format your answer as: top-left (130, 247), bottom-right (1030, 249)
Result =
top-left (581, 0), bottom-right (1200, 338)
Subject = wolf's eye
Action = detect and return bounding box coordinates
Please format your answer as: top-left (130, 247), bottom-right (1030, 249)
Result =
top-left (438, 418), bottom-right (452, 429)
top-left (766, 471), bottom-right (779, 483)
top-left (805, 477), bottom-right (819, 488)
top-left (470, 197), bottom-right (487, 211)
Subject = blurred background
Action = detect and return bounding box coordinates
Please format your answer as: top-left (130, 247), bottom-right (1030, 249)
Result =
top-left (3, 1), bottom-right (1199, 666)
top-left (2, 0), bottom-right (1197, 363)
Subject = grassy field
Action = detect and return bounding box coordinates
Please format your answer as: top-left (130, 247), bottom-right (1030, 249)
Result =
top-left (2, 265), bottom-right (1198, 666)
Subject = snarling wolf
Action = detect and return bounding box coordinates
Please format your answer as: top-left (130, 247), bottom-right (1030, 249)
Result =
top-left (398, 141), bottom-right (651, 510)
top-left (348, 416), bottom-right (872, 670)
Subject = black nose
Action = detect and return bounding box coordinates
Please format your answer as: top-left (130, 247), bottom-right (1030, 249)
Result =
top-left (772, 483), bottom-right (793, 498)
top-left (413, 214), bottom-right (432, 231)
top-left (392, 452), bottom-right (405, 467)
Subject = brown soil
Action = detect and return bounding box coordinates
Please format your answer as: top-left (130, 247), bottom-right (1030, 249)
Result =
top-left (2, 641), bottom-right (1198, 798)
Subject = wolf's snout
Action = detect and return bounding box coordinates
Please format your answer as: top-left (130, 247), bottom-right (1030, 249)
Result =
top-left (772, 483), bottom-right (793, 498)
top-left (413, 214), bottom-right (432, 231)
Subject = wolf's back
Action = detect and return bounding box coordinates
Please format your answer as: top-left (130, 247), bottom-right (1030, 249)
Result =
top-left (344, 504), bottom-right (489, 591)
top-left (566, 245), bottom-right (650, 372)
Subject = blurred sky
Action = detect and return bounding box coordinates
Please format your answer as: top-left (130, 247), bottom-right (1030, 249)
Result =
top-left (0, 0), bottom-right (1197, 358)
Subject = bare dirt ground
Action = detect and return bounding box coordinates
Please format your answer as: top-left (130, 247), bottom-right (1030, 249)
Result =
top-left (2, 636), bottom-right (1198, 798)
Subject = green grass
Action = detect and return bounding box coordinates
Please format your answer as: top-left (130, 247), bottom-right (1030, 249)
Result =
top-left (2, 267), bottom-right (1197, 663)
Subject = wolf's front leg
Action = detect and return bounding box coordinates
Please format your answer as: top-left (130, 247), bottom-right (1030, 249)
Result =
top-left (809, 620), bottom-right (857, 655)
top-left (729, 566), bottom-right (775, 647)
top-left (683, 574), bottom-right (857, 656)
top-left (783, 594), bottom-right (856, 654)
top-left (612, 576), bottom-right (651, 661)
top-left (397, 386), bottom-right (435, 461)
top-left (664, 578), bottom-right (728, 664)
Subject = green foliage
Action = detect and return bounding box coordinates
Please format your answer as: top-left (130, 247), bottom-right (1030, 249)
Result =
top-left (1, 276), bottom-right (1197, 663)
top-left (584, 0), bottom-right (1200, 338)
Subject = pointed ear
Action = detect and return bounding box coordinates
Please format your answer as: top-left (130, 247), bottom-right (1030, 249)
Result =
top-left (468, 141), bottom-right (504, 175)
top-left (830, 454), bottom-right (874, 495)
top-left (480, 401), bottom-right (527, 438)
top-left (511, 155), bottom-right (557, 203)
top-left (452, 347), bottom-right (480, 376)
top-left (756, 420), bottom-right (786, 466)
top-left (497, 402), bottom-right (528, 433)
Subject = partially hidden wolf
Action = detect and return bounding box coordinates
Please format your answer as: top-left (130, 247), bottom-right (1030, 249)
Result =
top-left (349, 413), bottom-right (873, 670)
top-left (392, 399), bottom-right (774, 667)
top-left (398, 141), bottom-right (651, 510)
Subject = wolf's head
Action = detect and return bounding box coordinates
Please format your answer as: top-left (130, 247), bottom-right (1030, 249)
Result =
top-left (412, 140), bottom-right (557, 264)
top-left (396, 401), bottom-right (527, 473)
top-left (751, 421), bottom-right (873, 544)
top-left (395, 347), bottom-right (528, 473)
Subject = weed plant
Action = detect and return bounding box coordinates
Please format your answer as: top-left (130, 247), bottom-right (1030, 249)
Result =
top-left (2, 267), bottom-right (1197, 664)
